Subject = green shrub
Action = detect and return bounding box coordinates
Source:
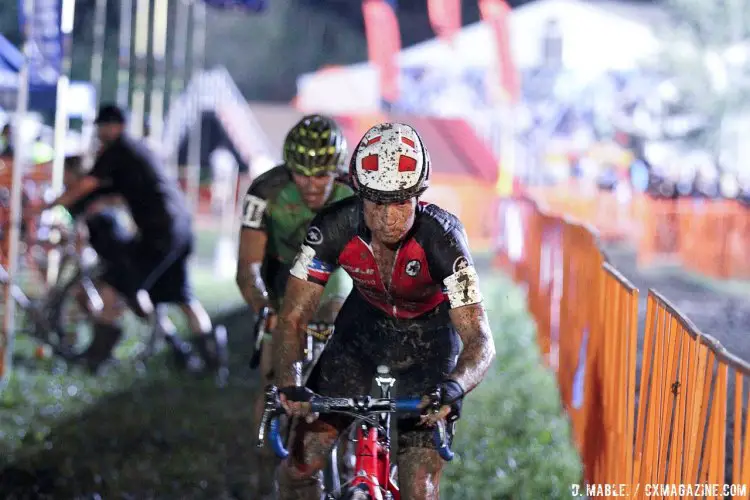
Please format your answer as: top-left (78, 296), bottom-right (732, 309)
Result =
top-left (441, 273), bottom-right (582, 499)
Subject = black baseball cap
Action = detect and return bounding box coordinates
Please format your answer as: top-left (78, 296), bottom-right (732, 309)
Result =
top-left (94, 104), bottom-right (127, 125)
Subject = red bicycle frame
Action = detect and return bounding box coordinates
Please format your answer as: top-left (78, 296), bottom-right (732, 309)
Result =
top-left (350, 424), bottom-right (399, 500)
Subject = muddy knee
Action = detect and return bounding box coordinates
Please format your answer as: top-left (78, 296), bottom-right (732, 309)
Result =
top-left (397, 433), bottom-right (445, 500)
top-left (277, 419), bottom-right (338, 498)
top-left (397, 448), bottom-right (444, 500)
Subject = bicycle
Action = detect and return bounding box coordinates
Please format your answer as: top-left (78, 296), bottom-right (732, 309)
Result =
top-left (0, 214), bottom-right (107, 362)
top-left (257, 365), bottom-right (455, 500)
top-left (249, 305), bottom-right (333, 382)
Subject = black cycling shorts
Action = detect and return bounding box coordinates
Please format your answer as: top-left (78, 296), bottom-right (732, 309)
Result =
top-left (306, 289), bottom-right (460, 451)
top-left (89, 212), bottom-right (194, 304)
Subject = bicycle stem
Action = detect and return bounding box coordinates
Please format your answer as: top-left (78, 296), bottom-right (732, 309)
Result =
top-left (375, 366), bottom-right (396, 448)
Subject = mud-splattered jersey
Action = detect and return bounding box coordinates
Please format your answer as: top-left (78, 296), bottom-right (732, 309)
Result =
top-left (240, 165), bottom-right (354, 264)
top-left (289, 197), bottom-right (483, 320)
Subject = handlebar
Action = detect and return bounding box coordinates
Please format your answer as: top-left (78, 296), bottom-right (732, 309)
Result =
top-left (256, 385), bottom-right (454, 462)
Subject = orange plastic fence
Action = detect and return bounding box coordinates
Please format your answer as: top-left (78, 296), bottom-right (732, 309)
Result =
top-left (638, 198), bottom-right (750, 280)
top-left (633, 290), bottom-right (750, 498)
top-left (0, 157), bottom-right (53, 267)
top-left (528, 184), bottom-right (750, 281)
top-left (0, 157), bottom-right (52, 381)
top-left (525, 183), bottom-right (645, 243)
top-left (495, 195), bottom-right (750, 496)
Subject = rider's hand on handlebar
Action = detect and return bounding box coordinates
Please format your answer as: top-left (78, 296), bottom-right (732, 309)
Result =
top-left (418, 380), bottom-right (465, 427)
top-left (279, 386), bottom-right (319, 423)
top-left (418, 398), bottom-right (453, 427)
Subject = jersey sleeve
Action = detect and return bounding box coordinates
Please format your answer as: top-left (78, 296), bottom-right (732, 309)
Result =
top-left (321, 267), bottom-right (353, 303)
top-left (428, 223), bottom-right (483, 309)
top-left (289, 212), bottom-right (345, 287)
top-left (240, 181), bottom-right (270, 230)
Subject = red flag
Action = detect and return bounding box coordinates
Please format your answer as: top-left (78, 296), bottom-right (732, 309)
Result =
top-left (479, 0), bottom-right (520, 103)
top-left (428, 0), bottom-right (462, 41)
top-left (362, 0), bottom-right (402, 103)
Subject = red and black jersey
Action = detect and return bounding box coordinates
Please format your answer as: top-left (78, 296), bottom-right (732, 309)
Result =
top-left (290, 197), bottom-right (483, 319)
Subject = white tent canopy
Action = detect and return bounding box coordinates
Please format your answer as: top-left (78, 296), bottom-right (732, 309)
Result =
top-left (296, 0), bottom-right (662, 113)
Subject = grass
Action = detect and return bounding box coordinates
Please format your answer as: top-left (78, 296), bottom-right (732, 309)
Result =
top-left (0, 267), bottom-right (243, 463)
top-left (441, 272), bottom-right (582, 499)
top-left (0, 268), bottom-right (581, 499)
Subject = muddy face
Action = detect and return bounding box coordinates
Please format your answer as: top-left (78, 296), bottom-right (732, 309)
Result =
top-left (292, 172), bottom-right (335, 210)
top-left (363, 198), bottom-right (417, 246)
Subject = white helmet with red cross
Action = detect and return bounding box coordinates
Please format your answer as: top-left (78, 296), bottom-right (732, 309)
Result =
top-left (350, 122), bottom-right (431, 203)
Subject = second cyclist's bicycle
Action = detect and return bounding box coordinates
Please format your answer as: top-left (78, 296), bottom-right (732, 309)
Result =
top-left (249, 305), bottom-right (333, 381)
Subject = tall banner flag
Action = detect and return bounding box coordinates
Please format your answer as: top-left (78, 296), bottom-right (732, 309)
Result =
top-left (362, 0), bottom-right (402, 104)
top-left (428, 0), bottom-right (462, 42)
top-left (478, 0), bottom-right (519, 103)
top-left (18, 0), bottom-right (62, 109)
top-left (479, 0), bottom-right (520, 196)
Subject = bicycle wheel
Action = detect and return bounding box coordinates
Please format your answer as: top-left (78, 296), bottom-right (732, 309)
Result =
top-left (44, 268), bottom-right (101, 360)
top-left (342, 485), bottom-right (372, 500)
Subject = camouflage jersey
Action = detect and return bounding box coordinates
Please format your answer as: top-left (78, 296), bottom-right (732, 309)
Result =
top-left (240, 165), bottom-right (354, 307)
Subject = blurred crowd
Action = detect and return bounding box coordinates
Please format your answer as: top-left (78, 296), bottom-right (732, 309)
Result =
top-left (518, 68), bottom-right (750, 207)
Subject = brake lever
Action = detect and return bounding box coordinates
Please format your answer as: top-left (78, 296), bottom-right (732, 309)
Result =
top-left (433, 419), bottom-right (455, 461)
top-left (427, 388), bottom-right (442, 413)
top-left (249, 306), bottom-right (270, 370)
top-left (256, 384), bottom-right (281, 448)
top-left (255, 306), bottom-right (269, 349)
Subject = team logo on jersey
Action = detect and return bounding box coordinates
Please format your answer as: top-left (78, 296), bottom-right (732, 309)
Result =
top-left (405, 259), bottom-right (421, 277)
top-left (305, 226), bottom-right (323, 245)
top-left (452, 256), bottom-right (469, 273)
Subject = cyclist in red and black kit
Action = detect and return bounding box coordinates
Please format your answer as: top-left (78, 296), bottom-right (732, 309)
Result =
top-left (273, 122), bottom-right (496, 499)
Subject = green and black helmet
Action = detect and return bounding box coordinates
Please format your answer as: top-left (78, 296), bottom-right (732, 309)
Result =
top-left (283, 114), bottom-right (348, 176)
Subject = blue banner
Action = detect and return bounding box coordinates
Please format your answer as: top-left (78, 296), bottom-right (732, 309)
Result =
top-left (18, 0), bottom-right (62, 89)
top-left (202, 0), bottom-right (267, 12)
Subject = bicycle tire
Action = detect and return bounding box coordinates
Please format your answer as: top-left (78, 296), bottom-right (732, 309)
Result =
top-left (45, 268), bottom-right (101, 360)
top-left (248, 341), bottom-right (263, 369)
top-left (342, 485), bottom-right (371, 500)
top-left (389, 463), bottom-right (398, 488)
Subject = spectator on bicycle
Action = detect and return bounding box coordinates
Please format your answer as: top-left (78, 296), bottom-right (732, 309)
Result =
top-left (236, 114), bottom-right (354, 494)
top-left (274, 122), bottom-right (496, 499)
top-left (38, 104), bottom-right (226, 377)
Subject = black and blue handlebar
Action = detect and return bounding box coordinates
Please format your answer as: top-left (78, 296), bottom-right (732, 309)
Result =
top-left (256, 385), bottom-right (454, 462)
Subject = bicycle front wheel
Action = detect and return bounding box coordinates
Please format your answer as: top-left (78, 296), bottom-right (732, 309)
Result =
top-left (343, 485), bottom-right (372, 500)
top-left (45, 270), bottom-right (101, 360)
